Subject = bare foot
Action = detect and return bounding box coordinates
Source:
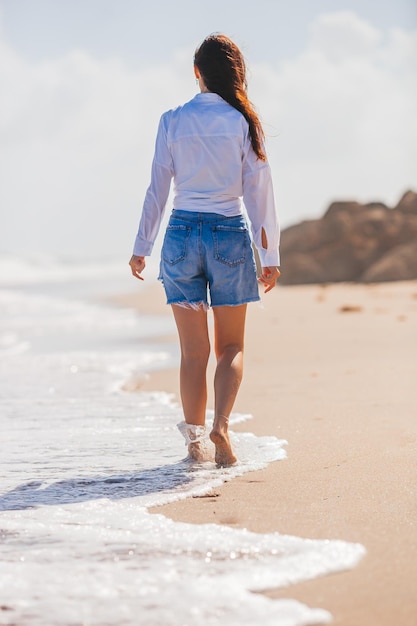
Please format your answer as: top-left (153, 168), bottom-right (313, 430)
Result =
top-left (209, 416), bottom-right (237, 467)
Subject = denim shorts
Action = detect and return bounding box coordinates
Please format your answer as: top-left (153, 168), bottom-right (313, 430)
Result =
top-left (158, 210), bottom-right (260, 308)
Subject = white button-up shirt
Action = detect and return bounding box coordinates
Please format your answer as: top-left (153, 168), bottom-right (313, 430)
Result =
top-left (133, 92), bottom-right (280, 266)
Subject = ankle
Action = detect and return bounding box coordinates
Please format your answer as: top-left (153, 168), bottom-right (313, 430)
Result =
top-left (212, 414), bottom-right (229, 431)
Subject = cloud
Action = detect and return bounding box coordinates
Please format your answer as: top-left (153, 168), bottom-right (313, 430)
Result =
top-left (309, 11), bottom-right (382, 60)
top-left (0, 12), bottom-right (416, 259)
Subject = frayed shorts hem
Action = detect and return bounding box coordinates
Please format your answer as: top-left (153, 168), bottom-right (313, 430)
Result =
top-left (211, 296), bottom-right (260, 308)
top-left (167, 299), bottom-right (209, 311)
top-left (166, 296), bottom-right (260, 310)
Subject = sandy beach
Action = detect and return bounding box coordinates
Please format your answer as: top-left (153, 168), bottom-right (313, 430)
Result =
top-left (115, 279), bottom-right (417, 626)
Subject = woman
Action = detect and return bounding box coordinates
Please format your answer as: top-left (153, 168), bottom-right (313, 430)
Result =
top-left (129, 34), bottom-right (280, 466)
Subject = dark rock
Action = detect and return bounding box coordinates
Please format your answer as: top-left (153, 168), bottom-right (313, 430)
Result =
top-left (279, 253), bottom-right (323, 285)
top-left (280, 190), bottom-right (417, 284)
top-left (395, 190), bottom-right (417, 214)
top-left (361, 242), bottom-right (417, 282)
top-left (323, 201), bottom-right (362, 219)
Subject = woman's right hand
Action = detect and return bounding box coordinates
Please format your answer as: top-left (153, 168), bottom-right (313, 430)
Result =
top-left (129, 255), bottom-right (146, 280)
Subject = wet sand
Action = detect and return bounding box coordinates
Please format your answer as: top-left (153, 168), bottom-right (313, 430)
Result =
top-left (117, 280), bottom-right (417, 626)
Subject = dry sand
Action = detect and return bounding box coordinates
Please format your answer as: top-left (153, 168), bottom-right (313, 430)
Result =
top-left (116, 280), bottom-right (417, 626)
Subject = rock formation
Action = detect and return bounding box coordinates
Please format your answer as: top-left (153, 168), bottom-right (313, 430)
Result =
top-left (279, 190), bottom-right (417, 284)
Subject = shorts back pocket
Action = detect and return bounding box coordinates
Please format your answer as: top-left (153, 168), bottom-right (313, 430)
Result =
top-left (212, 225), bottom-right (248, 267)
top-left (162, 225), bottom-right (192, 265)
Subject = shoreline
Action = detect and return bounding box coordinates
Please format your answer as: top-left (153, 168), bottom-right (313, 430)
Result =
top-left (123, 280), bottom-right (417, 626)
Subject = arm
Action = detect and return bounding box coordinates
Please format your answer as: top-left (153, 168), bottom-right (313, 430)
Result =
top-left (130, 113), bottom-right (174, 279)
top-left (242, 134), bottom-right (281, 291)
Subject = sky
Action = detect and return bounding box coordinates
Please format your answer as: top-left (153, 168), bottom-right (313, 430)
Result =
top-left (1, 0), bottom-right (416, 260)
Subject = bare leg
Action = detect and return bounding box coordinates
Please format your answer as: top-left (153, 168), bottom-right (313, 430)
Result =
top-left (171, 305), bottom-right (210, 460)
top-left (210, 304), bottom-right (247, 466)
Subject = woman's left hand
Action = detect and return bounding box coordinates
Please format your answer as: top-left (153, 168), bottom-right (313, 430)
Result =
top-left (129, 255), bottom-right (146, 280)
top-left (259, 266), bottom-right (280, 293)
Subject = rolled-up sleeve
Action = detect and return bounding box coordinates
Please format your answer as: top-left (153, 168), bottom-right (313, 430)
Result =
top-left (242, 134), bottom-right (280, 266)
top-left (133, 113), bottom-right (174, 256)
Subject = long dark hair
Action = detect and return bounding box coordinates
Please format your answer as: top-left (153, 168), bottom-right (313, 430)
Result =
top-left (194, 34), bottom-right (266, 161)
